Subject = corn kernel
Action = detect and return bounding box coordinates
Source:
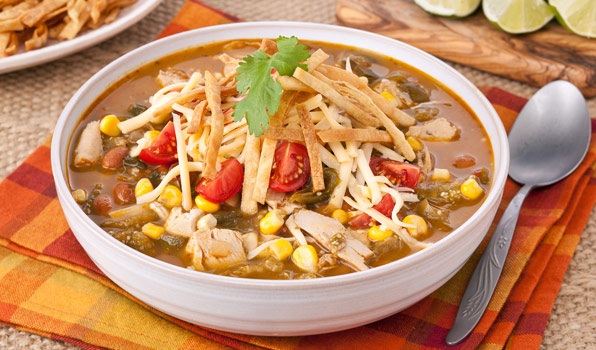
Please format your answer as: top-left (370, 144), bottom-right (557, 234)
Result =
top-left (72, 189), bottom-right (87, 203)
top-left (135, 178), bottom-right (154, 197)
top-left (431, 168), bottom-right (451, 181)
top-left (159, 185), bottom-right (182, 208)
top-left (194, 195), bottom-right (220, 213)
top-left (368, 225), bottom-right (393, 241)
top-left (461, 177), bottom-right (484, 200)
top-left (99, 115), bottom-right (121, 137)
top-left (403, 215), bottom-right (428, 239)
top-left (259, 209), bottom-right (285, 235)
top-left (270, 239), bottom-right (293, 261)
top-left (331, 209), bottom-right (349, 224)
top-left (292, 245), bottom-right (318, 273)
top-left (380, 91), bottom-right (396, 101)
top-left (142, 223), bottom-right (165, 239)
top-left (145, 130), bottom-right (160, 144)
top-left (407, 136), bottom-right (423, 152)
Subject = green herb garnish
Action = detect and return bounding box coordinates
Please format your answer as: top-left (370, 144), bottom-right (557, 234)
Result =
top-left (233, 36), bottom-right (311, 136)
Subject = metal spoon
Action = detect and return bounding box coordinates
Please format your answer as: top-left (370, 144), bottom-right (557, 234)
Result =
top-left (446, 80), bottom-right (591, 345)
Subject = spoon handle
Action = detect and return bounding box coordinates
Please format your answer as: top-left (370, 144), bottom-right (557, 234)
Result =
top-left (446, 183), bottom-right (534, 346)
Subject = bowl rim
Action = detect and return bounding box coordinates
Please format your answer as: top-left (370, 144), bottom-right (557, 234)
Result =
top-left (51, 21), bottom-right (509, 289)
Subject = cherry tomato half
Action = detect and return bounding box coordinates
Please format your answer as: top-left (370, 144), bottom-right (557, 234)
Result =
top-left (196, 158), bottom-right (244, 203)
top-left (369, 157), bottom-right (420, 189)
top-left (138, 122), bottom-right (178, 165)
top-left (269, 142), bottom-right (310, 192)
top-left (348, 193), bottom-right (395, 229)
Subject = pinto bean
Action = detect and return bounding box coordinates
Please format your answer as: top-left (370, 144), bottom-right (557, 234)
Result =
top-left (94, 195), bottom-right (113, 216)
top-left (102, 146), bottom-right (129, 170)
top-left (453, 155), bottom-right (476, 168)
top-left (113, 183), bottom-right (135, 205)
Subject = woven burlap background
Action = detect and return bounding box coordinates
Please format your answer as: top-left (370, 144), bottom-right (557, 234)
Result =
top-left (0, 0), bottom-right (594, 348)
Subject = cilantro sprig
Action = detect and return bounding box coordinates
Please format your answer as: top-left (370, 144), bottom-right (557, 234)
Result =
top-left (233, 36), bottom-right (311, 136)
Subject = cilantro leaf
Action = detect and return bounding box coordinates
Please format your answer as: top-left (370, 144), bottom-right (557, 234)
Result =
top-left (233, 36), bottom-right (311, 136)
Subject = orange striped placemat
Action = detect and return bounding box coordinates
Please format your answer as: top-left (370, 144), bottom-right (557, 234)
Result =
top-left (0, 1), bottom-right (594, 349)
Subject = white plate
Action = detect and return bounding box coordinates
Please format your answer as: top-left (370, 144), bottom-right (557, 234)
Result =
top-left (0, 0), bottom-right (162, 74)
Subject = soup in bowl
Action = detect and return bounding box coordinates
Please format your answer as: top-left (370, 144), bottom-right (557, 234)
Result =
top-left (52, 22), bottom-right (508, 335)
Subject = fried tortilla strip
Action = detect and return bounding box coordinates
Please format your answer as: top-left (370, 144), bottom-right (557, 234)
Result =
top-left (24, 22), bottom-right (47, 50)
top-left (21, 0), bottom-right (68, 27)
top-left (252, 91), bottom-right (296, 204)
top-left (263, 127), bottom-right (304, 142)
top-left (187, 100), bottom-right (207, 134)
top-left (277, 76), bottom-right (315, 93)
top-left (293, 67), bottom-right (380, 127)
top-left (48, 20), bottom-right (65, 38)
top-left (306, 48), bottom-right (328, 71)
top-left (297, 103), bottom-right (324, 192)
top-left (0, 31), bottom-right (17, 56)
top-left (0, 32), bottom-right (9, 57)
top-left (59, 0), bottom-right (91, 40)
top-left (0, 17), bottom-right (24, 31)
top-left (1, 1), bottom-right (35, 21)
top-left (90, 0), bottom-right (106, 23)
top-left (202, 71), bottom-right (225, 180)
top-left (317, 64), bottom-right (415, 126)
top-left (118, 84), bottom-right (237, 133)
top-left (240, 133), bottom-right (260, 215)
top-left (259, 37), bottom-right (277, 55)
top-left (0, 0), bottom-right (24, 9)
top-left (326, 79), bottom-right (415, 161)
top-left (317, 129), bottom-right (392, 143)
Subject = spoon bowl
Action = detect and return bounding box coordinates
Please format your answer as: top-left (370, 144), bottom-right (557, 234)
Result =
top-left (447, 80), bottom-right (591, 345)
top-left (509, 80), bottom-right (591, 186)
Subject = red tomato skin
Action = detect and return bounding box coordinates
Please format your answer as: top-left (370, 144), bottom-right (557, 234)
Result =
top-left (269, 142), bottom-right (310, 193)
top-left (369, 157), bottom-right (420, 189)
top-left (196, 158), bottom-right (244, 203)
top-left (348, 194), bottom-right (395, 229)
top-left (138, 122), bottom-right (178, 165)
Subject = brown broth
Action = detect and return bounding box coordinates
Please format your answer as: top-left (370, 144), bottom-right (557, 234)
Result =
top-left (68, 39), bottom-right (493, 279)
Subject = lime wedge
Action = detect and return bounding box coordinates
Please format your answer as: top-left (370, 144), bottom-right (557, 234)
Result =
top-left (550, 0), bottom-right (596, 38)
top-left (483, 0), bottom-right (554, 34)
top-left (414, 0), bottom-right (481, 17)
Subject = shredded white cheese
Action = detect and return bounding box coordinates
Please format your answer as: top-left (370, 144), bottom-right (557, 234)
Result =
top-left (356, 149), bottom-right (382, 205)
top-left (173, 114), bottom-right (193, 211)
top-left (285, 214), bottom-right (308, 246)
top-left (247, 237), bottom-right (296, 260)
top-left (137, 162), bottom-right (203, 204)
top-left (343, 196), bottom-right (429, 249)
top-left (329, 160), bottom-right (353, 209)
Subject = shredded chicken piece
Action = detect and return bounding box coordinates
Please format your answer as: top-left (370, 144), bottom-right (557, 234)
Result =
top-left (407, 118), bottom-right (459, 141)
top-left (189, 228), bottom-right (247, 270)
top-left (294, 210), bottom-right (373, 271)
top-left (73, 121), bottom-right (102, 167)
top-left (164, 207), bottom-right (203, 237)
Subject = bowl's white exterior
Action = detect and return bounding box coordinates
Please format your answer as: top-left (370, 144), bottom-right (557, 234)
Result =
top-left (51, 22), bottom-right (509, 336)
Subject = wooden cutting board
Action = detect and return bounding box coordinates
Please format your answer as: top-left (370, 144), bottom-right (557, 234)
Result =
top-left (336, 0), bottom-right (596, 98)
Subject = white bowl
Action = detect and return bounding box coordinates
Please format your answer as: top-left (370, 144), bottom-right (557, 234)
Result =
top-left (51, 22), bottom-right (509, 336)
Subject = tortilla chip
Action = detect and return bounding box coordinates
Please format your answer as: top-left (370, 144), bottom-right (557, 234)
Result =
top-left (263, 127), bottom-right (304, 142)
top-left (317, 129), bottom-right (392, 143)
top-left (297, 103), bottom-right (324, 192)
top-left (293, 67), bottom-right (380, 128)
top-left (259, 38), bottom-right (277, 55)
top-left (306, 48), bottom-right (328, 71)
top-left (202, 71), bottom-right (225, 180)
top-left (317, 64), bottom-right (415, 127)
top-left (24, 22), bottom-right (47, 50)
top-left (21, 0), bottom-right (68, 27)
top-left (188, 100), bottom-right (207, 134)
top-left (252, 91), bottom-right (297, 204)
top-left (240, 133), bottom-right (260, 215)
